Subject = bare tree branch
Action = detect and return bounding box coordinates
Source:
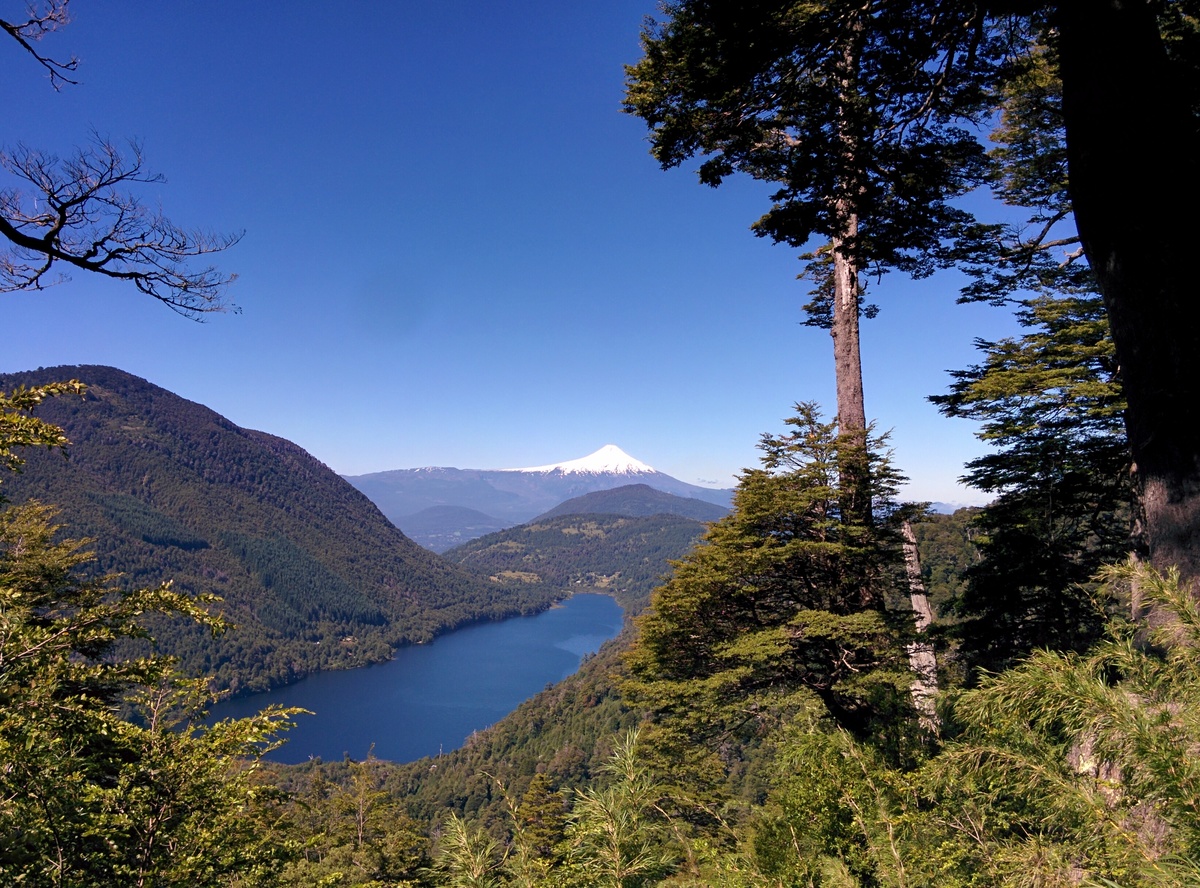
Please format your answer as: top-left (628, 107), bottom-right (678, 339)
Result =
top-left (0, 2), bottom-right (78, 88)
top-left (3, 2), bottom-right (240, 317)
top-left (0, 136), bottom-right (243, 317)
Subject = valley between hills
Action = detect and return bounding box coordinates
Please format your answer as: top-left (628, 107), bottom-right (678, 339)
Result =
top-left (0, 364), bottom-right (731, 697)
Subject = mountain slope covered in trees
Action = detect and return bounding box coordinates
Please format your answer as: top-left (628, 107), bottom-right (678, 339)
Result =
top-left (9, 1), bottom-right (1200, 884)
top-left (0, 366), bottom-right (557, 694)
top-left (532, 483), bottom-right (729, 523)
top-left (397, 505), bottom-right (510, 553)
top-left (443, 512), bottom-right (710, 615)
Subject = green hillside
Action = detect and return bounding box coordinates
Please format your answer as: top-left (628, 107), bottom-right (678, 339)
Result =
top-left (532, 482), bottom-right (729, 523)
top-left (269, 631), bottom-right (638, 842)
top-left (356, 512), bottom-right (711, 826)
top-left (0, 366), bottom-right (558, 694)
top-left (443, 512), bottom-right (709, 615)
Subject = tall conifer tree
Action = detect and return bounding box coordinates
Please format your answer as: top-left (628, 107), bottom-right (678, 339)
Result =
top-left (624, 0), bottom-right (990, 526)
top-left (625, 405), bottom-right (925, 791)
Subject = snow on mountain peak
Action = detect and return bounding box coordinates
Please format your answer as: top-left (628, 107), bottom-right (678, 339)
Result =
top-left (509, 444), bottom-right (657, 476)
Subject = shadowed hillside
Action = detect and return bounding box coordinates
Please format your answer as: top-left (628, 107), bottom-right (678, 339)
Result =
top-left (0, 366), bottom-right (559, 694)
top-left (533, 482), bottom-right (729, 523)
top-left (397, 505), bottom-right (508, 552)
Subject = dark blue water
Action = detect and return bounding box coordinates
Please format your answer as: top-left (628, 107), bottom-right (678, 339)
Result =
top-left (208, 593), bottom-right (623, 764)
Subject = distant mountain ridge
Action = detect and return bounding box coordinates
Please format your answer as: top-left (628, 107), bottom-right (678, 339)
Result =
top-left (533, 483), bottom-right (729, 523)
top-left (0, 365), bottom-right (556, 695)
top-left (345, 446), bottom-right (733, 548)
top-left (398, 505), bottom-right (510, 553)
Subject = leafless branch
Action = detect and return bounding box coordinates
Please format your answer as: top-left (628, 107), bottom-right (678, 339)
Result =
top-left (0, 135), bottom-right (243, 317)
top-left (1, 1), bottom-right (78, 88)
top-left (1003, 209), bottom-right (1082, 276)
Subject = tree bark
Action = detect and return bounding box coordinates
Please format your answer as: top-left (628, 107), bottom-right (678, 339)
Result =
top-left (831, 221), bottom-right (867, 436)
top-left (831, 223), bottom-right (874, 538)
top-left (830, 13), bottom-right (872, 531)
top-left (1056, 0), bottom-right (1200, 593)
top-left (902, 520), bottom-right (940, 733)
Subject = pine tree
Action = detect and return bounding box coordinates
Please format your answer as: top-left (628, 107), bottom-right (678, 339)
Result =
top-left (624, 1), bottom-right (991, 527)
top-left (932, 292), bottom-right (1130, 676)
top-left (624, 404), bottom-right (925, 796)
top-left (916, 562), bottom-right (1200, 886)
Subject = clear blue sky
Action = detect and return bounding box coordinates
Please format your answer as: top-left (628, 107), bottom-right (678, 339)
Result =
top-left (2, 1), bottom-right (1020, 504)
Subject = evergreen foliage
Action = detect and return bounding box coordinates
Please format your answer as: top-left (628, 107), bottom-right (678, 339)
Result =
top-left (13, 369), bottom-right (1189, 886)
top-left (908, 509), bottom-right (978, 616)
top-left (947, 32), bottom-right (1087, 308)
top-left (427, 729), bottom-right (680, 888)
top-left (931, 16), bottom-right (1133, 677)
top-left (933, 292), bottom-right (1130, 677)
top-left (661, 563), bottom-right (1200, 886)
top-left (434, 812), bottom-right (507, 888)
top-left (625, 404), bottom-right (926, 818)
top-left (623, 0), bottom-right (1200, 593)
top-left (912, 561), bottom-right (1200, 886)
top-left (11, 6), bottom-right (1200, 885)
top-left (623, 0), bottom-right (990, 274)
top-left (750, 713), bottom-right (911, 886)
top-left (268, 753), bottom-right (432, 886)
top-left (556, 729), bottom-right (678, 888)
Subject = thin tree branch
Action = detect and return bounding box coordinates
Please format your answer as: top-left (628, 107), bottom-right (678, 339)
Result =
top-left (0, 2), bottom-right (78, 88)
top-left (1, 136), bottom-right (242, 317)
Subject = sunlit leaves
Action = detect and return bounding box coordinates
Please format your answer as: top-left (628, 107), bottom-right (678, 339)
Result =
top-left (0, 380), bottom-right (84, 480)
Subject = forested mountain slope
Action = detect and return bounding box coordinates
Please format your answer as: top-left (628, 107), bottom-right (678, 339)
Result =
top-left (280, 511), bottom-right (714, 836)
top-left (398, 505), bottom-right (509, 553)
top-left (0, 366), bottom-right (556, 694)
top-left (443, 512), bottom-right (710, 615)
top-left (315, 512), bottom-right (720, 833)
top-left (368, 506), bottom-right (980, 836)
top-left (271, 631), bottom-right (637, 846)
top-left (532, 482), bottom-right (729, 523)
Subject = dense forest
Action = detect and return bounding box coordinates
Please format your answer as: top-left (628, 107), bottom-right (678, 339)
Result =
top-left (531, 486), bottom-right (729, 524)
top-left (445, 511), bottom-right (712, 613)
top-left (0, 366), bottom-right (562, 695)
top-left (6, 1), bottom-right (1200, 886)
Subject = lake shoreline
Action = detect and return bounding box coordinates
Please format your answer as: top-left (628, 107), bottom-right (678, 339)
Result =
top-left (207, 592), bottom-right (624, 764)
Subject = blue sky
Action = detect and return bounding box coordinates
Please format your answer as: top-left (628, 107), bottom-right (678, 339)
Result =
top-left (2, 2), bottom-right (1020, 504)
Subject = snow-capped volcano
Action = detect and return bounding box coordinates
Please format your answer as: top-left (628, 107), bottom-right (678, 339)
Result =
top-left (345, 446), bottom-right (733, 549)
top-left (509, 444), bottom-right (656, 476)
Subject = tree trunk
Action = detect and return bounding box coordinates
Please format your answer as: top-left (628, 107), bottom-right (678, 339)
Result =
top-left (830, 13), bottom-right (868, 440)
top-left (902, 520), bottom-right (940, 733)
top-left (831, 223), bottom-right (867, 436)
top-left (830, 224), bottom-right (875, 552)
top-left (1056, 0), bottom-right (1200, 593)
top-left (830, 14), bottom-right (871, 532)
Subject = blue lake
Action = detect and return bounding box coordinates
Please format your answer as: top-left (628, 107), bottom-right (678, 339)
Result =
top-left (208, 593), bottom-right (624, 764)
